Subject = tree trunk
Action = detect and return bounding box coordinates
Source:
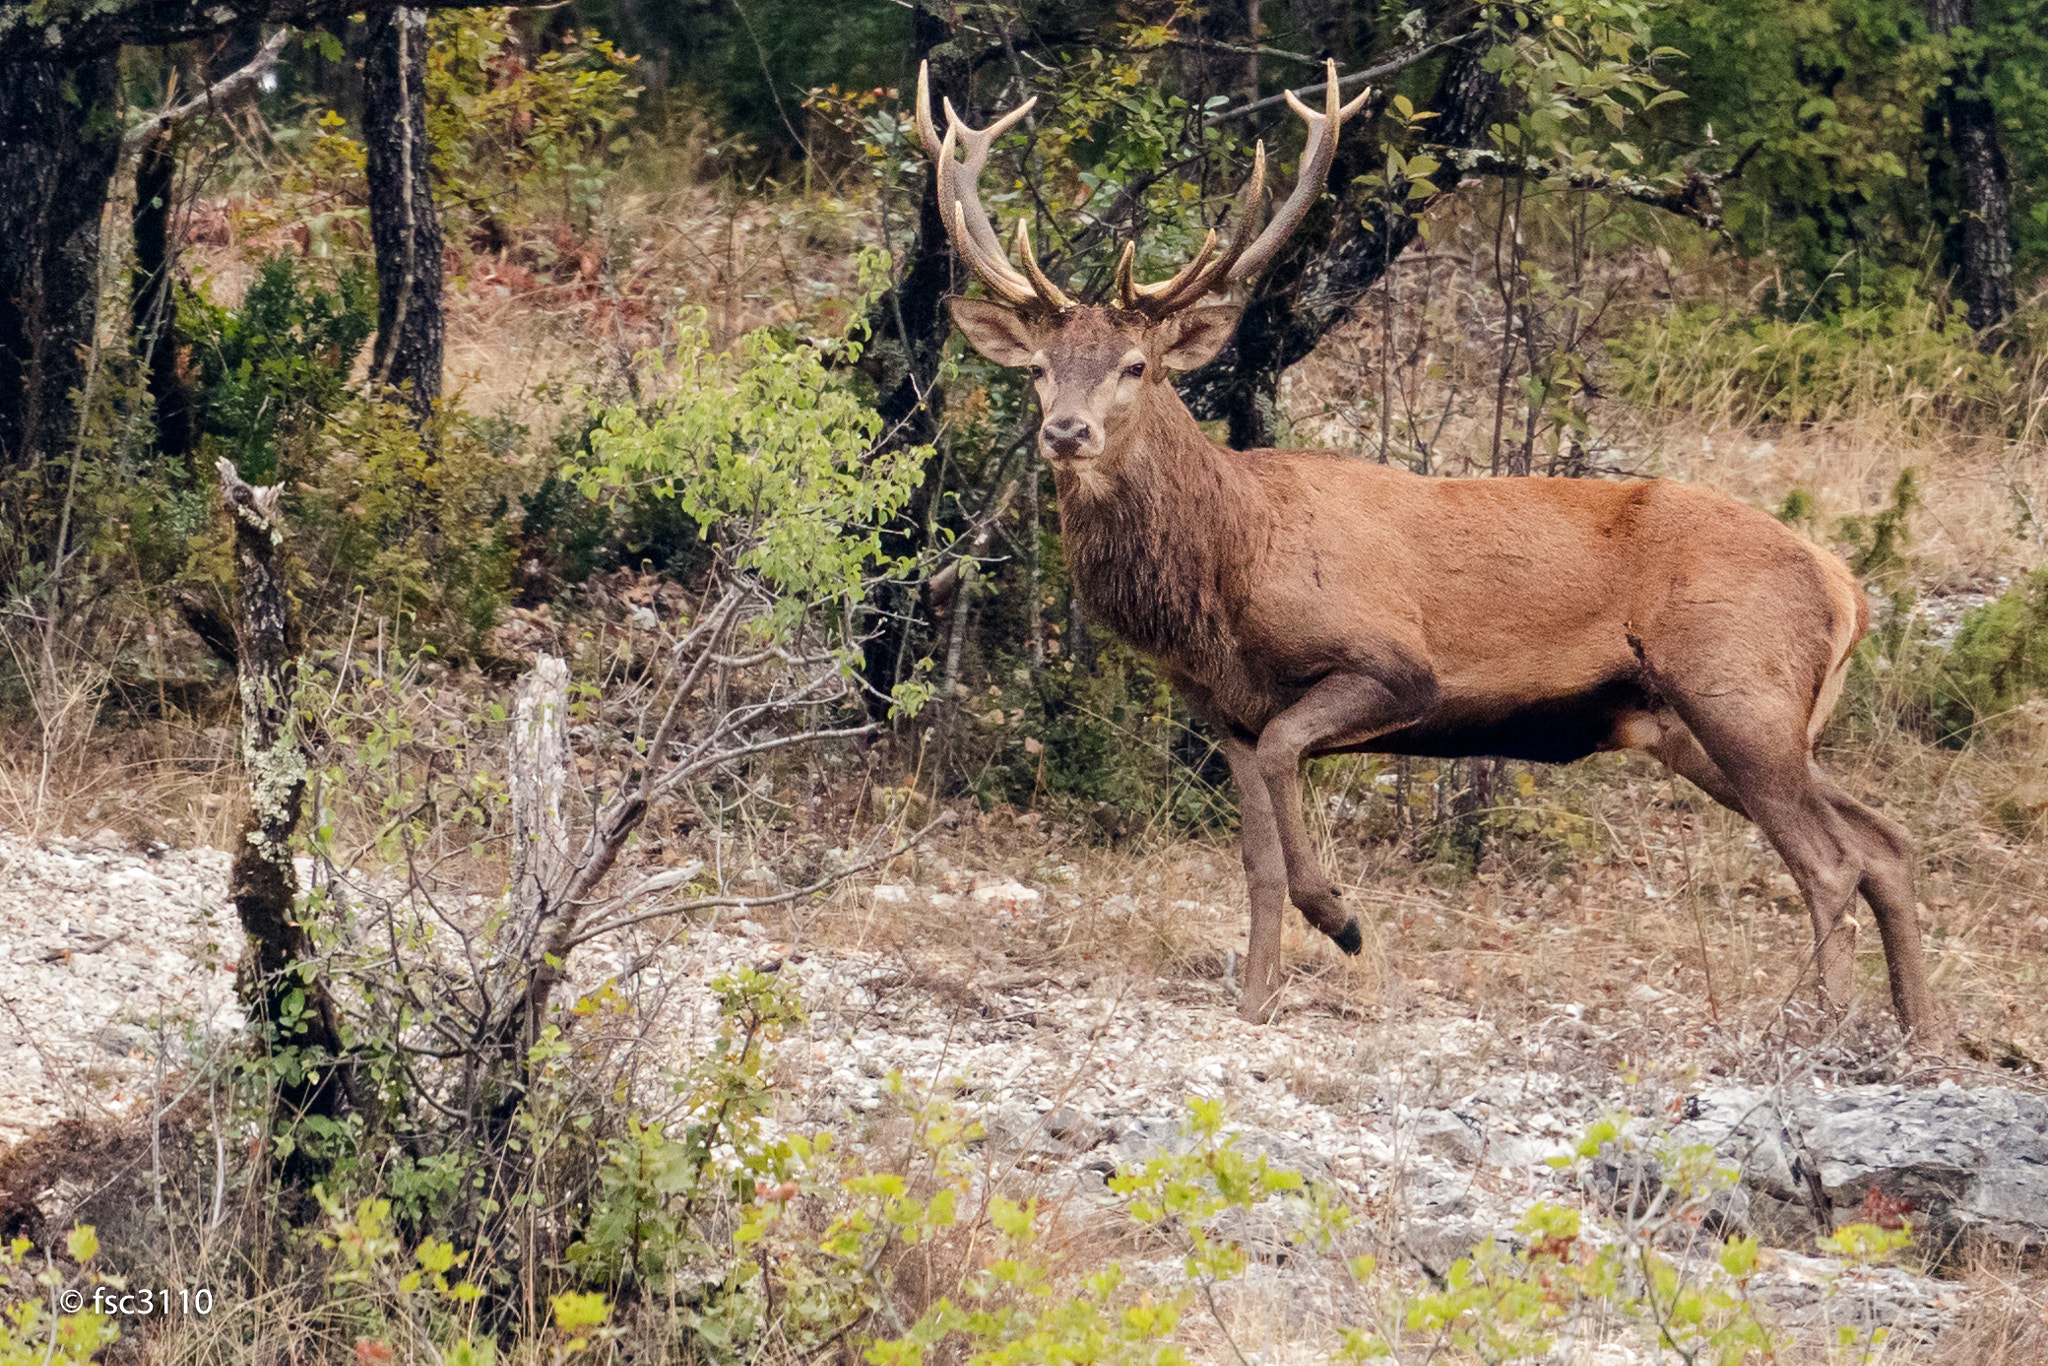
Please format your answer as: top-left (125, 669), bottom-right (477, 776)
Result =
top-left (132, 126), bottom-right (196, 474)
top-left (218, 458), bottom-right (352, 1177)
top-left (0, 53), bottom-right (122, 505)
top-left (1178, 38), bottom-right (1499, 447)
top-left (856, 0), bottom-right (961, 706)
top-left (1925, 0), bottom-right (2016, 332)
top-left (362, 5), bottom-right (444, 418)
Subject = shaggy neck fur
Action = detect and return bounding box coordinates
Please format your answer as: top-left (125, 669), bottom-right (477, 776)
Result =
top-left (1052, 381), bottom-right (1264, 671)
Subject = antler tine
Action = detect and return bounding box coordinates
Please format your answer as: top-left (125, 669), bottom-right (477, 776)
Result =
top-left (1118, 57), bottom-right (1365, 318)
top-left (936, 123), bottom-right (1036, 307)
top-left (1226, 59), bottom-right (1370, 288)
top-left (1016, 219), bottom-right (1073, 309)
top-left (1133, 141), bottom-right (1268, 315)
top-left (919, 61), bottom-right (1068, 311)
top-left (914, 60), bottom-right (944, 160)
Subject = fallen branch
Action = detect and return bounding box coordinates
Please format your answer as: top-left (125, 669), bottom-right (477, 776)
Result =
top-left (40, 930), bottom-right (128, 963)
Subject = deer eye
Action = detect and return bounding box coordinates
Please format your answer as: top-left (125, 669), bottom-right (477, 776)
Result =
top-left (1123, 361), bottom-right (1146, 380)
top-left (1027, 364), bottom-right (1046, 381)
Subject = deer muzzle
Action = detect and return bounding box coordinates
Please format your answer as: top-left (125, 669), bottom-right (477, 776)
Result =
top-left (1041, 415), bottom-right (1096, 461)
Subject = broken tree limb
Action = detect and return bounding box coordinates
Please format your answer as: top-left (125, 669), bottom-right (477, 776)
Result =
top-left (509, 652), bottom-right (571, 918)
top-left (217, 457), bottom-right (352, 1157)
top-left (122, 28), bottom-right (292, 154)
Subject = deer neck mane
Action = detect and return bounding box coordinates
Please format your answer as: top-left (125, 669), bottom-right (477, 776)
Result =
top-left (1053, 384), bottom-right (1255, 664)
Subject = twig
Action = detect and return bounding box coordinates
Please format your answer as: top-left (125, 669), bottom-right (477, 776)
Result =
top-left (39, 930), bottom-right (129, 963)
top-left (1204, 39), bottom-right (1462, 125)
top-left (560, 813), bottom-right (951, 951)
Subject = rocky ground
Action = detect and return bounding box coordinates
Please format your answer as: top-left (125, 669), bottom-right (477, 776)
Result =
top-left (0, 833), bottom-right (244, 1148)
top-left (6, 827), bottom-right (2044, 1360)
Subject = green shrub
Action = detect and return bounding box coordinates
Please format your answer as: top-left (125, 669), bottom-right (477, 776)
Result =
top-left (955, 643), bottom-right (1236, 840)
top-left (181, 254), bottom-right (375, 484)
top-left (1934, 569), bottom-right (2048, 740)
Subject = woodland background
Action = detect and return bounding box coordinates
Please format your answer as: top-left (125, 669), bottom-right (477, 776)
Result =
top-left (0, 0), bottom-right (2046, 1362)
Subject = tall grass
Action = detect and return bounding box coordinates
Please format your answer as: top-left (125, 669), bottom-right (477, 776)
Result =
top-left (1608, 294), bottom-right (2009, 438)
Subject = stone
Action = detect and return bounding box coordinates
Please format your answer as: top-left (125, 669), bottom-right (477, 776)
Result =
top-left (970, 881), bottom-right (1041, 911)
top-left (1041, 1105), bottom-right (1106, 1152)
top-left (1680, 1084), bottom-right (2048, 1251)
top-left (1409, 1108), bottom-right (1485, 1164)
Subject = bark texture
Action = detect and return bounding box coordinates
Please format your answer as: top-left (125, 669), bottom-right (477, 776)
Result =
top-left (362, 4), bottom-right (445, 417)
top-left (0, 53), bottom-right (122, 493)
top-left (218, 458), bottom-right (352, 1161)
top-left (1925, 0), bottom-right (2016, 332)
top-left (1177, 37), bottom-right (1499, 447)
top-left (132, 126), bottom-right (195, 473)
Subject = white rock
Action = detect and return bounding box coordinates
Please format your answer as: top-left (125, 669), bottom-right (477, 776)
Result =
top-left (970, 881), bottom-right (1041, 910)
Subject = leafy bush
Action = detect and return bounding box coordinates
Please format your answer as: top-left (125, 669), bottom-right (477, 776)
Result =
top-left (1932, 569), bottom-right (2048, 740)
top-left (292, 400), bottom-right (521, 662)
top-left (958, 643), bottom-right (1235, 839)
top-left (181, 254), bottom-right (376, 483)
top-left (576, 312), bottom-right (927, 642)
top-left (0, 1227), bottom-right (118, 1365)
top-left (426, 8), bottom-right (643, 241)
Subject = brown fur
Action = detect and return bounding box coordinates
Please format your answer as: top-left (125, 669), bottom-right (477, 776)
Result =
top-left (952, 300), bottom-right (1938, 1036)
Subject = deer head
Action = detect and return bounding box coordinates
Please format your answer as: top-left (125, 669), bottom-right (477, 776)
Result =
top-left (920, 60), bottom-right (1368, 467)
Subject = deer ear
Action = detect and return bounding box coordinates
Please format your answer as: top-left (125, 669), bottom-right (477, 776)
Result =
top-left (948, 298), bottom-right (1040, 367)
top-left (1155, 305), bottom-right (1241, 371)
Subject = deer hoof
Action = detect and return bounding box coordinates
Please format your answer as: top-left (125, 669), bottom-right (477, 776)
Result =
top-left (1332, 918), bottom-right (1363, 955)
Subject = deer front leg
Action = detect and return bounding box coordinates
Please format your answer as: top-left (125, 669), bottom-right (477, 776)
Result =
top-left (1220, 736), bottom-right (1287, 1024)
top-left (1255, 671), bottom-right (1434, 953)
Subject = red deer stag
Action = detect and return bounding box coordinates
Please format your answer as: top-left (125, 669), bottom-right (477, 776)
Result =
top-left (919, 62), bottom-right (1937, 1036)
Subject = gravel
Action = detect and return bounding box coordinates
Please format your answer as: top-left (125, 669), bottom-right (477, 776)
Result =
top-left (0, 832), bottom-right (244, 1148)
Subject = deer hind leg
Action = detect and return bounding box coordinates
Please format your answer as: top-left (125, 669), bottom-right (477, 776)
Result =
top-left (1814, 772), bottom-right (1938, 1038)
top-left (1254, 672), bottom-right (1430, 955)
top-left (1640, 700), bottom-right (1936, 1032)
top-left (1221, 735), bottom-right (1289, 1024)
top-left (1653, 700), bottom-right (1868, 1014)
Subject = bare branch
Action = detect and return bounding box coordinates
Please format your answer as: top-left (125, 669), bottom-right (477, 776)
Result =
top-left (123, 28), bottom-right (293, 152)
top-left (560, 813), bottom-right (952, 952)
top-left (1204, 38), bottom-right (1464, 126)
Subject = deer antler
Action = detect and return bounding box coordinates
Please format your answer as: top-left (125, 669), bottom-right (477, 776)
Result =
top-left (917, 63), bottom-right (1071, 312)
top-left (1118, 60), bottom-right (1370, 318)
top-left (917, 59), bottom-right (1366, 318)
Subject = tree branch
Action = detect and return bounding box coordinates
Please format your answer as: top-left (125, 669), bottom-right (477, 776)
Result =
top-left (2, 0), bottom-right (542, 59)
top-left (1449, 140), bottom-right (1764, 232)
top-left (122, 26), bottom-right (291, 152)
top-left (1203, 37), bottom-right (1467, 125)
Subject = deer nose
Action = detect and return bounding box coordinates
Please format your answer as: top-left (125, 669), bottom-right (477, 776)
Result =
top-left (1042, 416), bottom-right (1093, 458)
